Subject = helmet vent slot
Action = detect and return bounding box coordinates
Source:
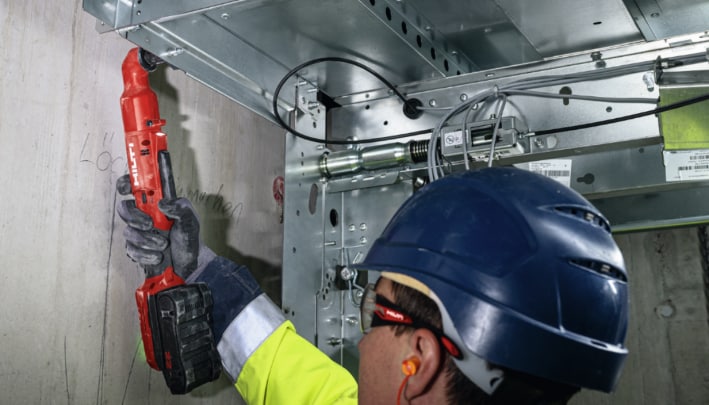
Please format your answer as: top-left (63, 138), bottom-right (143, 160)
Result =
top-left (554, 206), bottom-right (611, 233)
top-left (569, 259), bottom-right (627, 282)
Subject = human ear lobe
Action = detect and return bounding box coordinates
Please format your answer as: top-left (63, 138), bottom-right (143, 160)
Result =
top-left (403, 329), bottom-right (443, 398)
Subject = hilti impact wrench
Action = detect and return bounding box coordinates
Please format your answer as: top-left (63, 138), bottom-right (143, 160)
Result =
top-left (120, 47), bottom-right (220, 394)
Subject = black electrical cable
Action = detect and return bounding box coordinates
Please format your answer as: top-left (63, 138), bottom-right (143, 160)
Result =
top-left (533, 92), bottom-right (709, 136)
top-left (272, 56), bottom-right (709, 145)
top-left (271, 57), bottom-right (427, 145)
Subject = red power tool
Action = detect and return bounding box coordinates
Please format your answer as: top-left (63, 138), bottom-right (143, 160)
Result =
top-left (120, 47), bottom-right (220, 393)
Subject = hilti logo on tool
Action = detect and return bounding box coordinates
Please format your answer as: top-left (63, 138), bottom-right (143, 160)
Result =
top-left (128, 142), bottom-right (139, 187)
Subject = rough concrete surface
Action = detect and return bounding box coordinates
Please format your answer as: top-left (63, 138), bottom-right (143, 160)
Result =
top-left (0, 1), bottom-right (283, 403)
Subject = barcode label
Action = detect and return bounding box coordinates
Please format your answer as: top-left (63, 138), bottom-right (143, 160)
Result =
top-left (528, 160), bottom-right (572, 187)
top-left (664, 149), bottom-right (709, 182)
top-left (540, 170), bottom-right (571, 177)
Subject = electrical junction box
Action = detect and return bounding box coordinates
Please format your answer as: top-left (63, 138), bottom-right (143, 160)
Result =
top-left (440, 117), bottom-right (527, 162)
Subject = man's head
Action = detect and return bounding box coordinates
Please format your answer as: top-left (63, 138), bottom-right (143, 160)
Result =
top-left (354, 167), bottom-right (629, 404)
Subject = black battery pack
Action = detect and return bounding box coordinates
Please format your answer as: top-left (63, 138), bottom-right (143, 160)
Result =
top-left (148, 283), bottom-right (221, 394)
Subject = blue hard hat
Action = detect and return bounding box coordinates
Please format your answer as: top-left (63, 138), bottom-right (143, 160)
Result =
top-left (354, 167), bottom-right (628, 393)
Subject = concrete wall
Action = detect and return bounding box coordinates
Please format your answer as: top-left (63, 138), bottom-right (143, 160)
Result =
top-left (572, 228), bottom-right (709, 405)
top-left (0, 1), bottom-right (282, 403)
top-left (2, 1), bottom-right (709, 404)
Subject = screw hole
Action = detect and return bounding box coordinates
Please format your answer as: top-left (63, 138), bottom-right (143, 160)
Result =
top-left (416, 35), bottom-right (422, 48)
top-left (401, 21), bottom-right (408, 34)
top-left (385, 7), bottom-right (392, 20)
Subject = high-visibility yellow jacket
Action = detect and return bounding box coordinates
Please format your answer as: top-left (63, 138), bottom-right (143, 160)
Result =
top-left (195, 256), bottom-right (358, 404)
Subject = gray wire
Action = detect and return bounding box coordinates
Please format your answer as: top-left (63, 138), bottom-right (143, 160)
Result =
top-left (425, 52), bottom-right (709, 180)
top-left (461, 101), bottom-right (478, 171)
top-left (428, 70), bottom-right (658, 178)
top-left (502, 89), bottom-right (658, 104)
top-left (487, 95), bottom-right (508, 168)
top-left (427, 89), bottom-right (494, 181)
top-left (417, 106), bottom-right (455, 111)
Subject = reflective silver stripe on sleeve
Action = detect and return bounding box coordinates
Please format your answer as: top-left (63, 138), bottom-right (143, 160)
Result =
top-left (217, 293), bottom-right (286, 383)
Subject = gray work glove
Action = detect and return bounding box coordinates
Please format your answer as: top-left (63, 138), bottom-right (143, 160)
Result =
top-left (116, 174), bottom-right (215, 282)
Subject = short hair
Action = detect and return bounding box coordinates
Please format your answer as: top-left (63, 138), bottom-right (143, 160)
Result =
top-left (389, 279), bottom-right (581, 404)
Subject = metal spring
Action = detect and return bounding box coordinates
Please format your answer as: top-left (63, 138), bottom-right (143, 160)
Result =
top-left (409, 140), bottom-right (429, 163)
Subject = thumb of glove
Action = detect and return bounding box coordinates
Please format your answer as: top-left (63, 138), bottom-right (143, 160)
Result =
top-left (159, 198), bottom-right (201, 280)
top-left (116, 174), bottom-right (133, 196)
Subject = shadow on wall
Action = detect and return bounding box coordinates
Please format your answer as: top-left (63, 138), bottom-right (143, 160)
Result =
top-left (147, 65), bottom-right (282, 306)
top-left (201, 205), bottom-right (283, 308)
top-left (149, 66), bottom-right (283, 306)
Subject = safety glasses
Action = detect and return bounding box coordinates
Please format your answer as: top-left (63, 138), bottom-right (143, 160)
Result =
top-left (359, 283), bottom-right (462, 359)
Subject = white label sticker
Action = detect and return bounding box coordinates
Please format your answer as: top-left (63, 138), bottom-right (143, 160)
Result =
top-left (443, 130), bottom-right (463, 147)
top-left (663, 149), bottom-right (709, 182)
top-left (528, 159), bottom-right (572, 187)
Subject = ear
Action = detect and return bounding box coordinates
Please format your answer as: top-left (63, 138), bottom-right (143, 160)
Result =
top-left (403, 328), bottom-right (444, 399)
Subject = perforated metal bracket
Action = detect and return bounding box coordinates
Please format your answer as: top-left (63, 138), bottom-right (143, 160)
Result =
top-left (358, 0), bottom-right (477, 76)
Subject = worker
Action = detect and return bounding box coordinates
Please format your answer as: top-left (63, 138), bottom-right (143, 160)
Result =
top-left (117, 166), bottom-right (629, 404)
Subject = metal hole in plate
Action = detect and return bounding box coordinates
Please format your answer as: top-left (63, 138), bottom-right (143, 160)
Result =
top-left (330, 209), bottom-right (339, 227)
top-left (308, 183), bottom-right (319, 215)
top-left (385, 7), bottom-right (392, 20)
top-left (559, 86), bottom-right (572, 106)
top-left (401, 21), bottom-right (408, 34)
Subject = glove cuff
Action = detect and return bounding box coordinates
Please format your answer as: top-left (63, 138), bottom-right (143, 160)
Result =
top-left (185, 243), bottom-right (217, 283)
top-left (193, 256), bottom-right (265, 342)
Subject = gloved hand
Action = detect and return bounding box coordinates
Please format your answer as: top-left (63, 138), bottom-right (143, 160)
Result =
top-left (116, 174), bottom-right (215, 282)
